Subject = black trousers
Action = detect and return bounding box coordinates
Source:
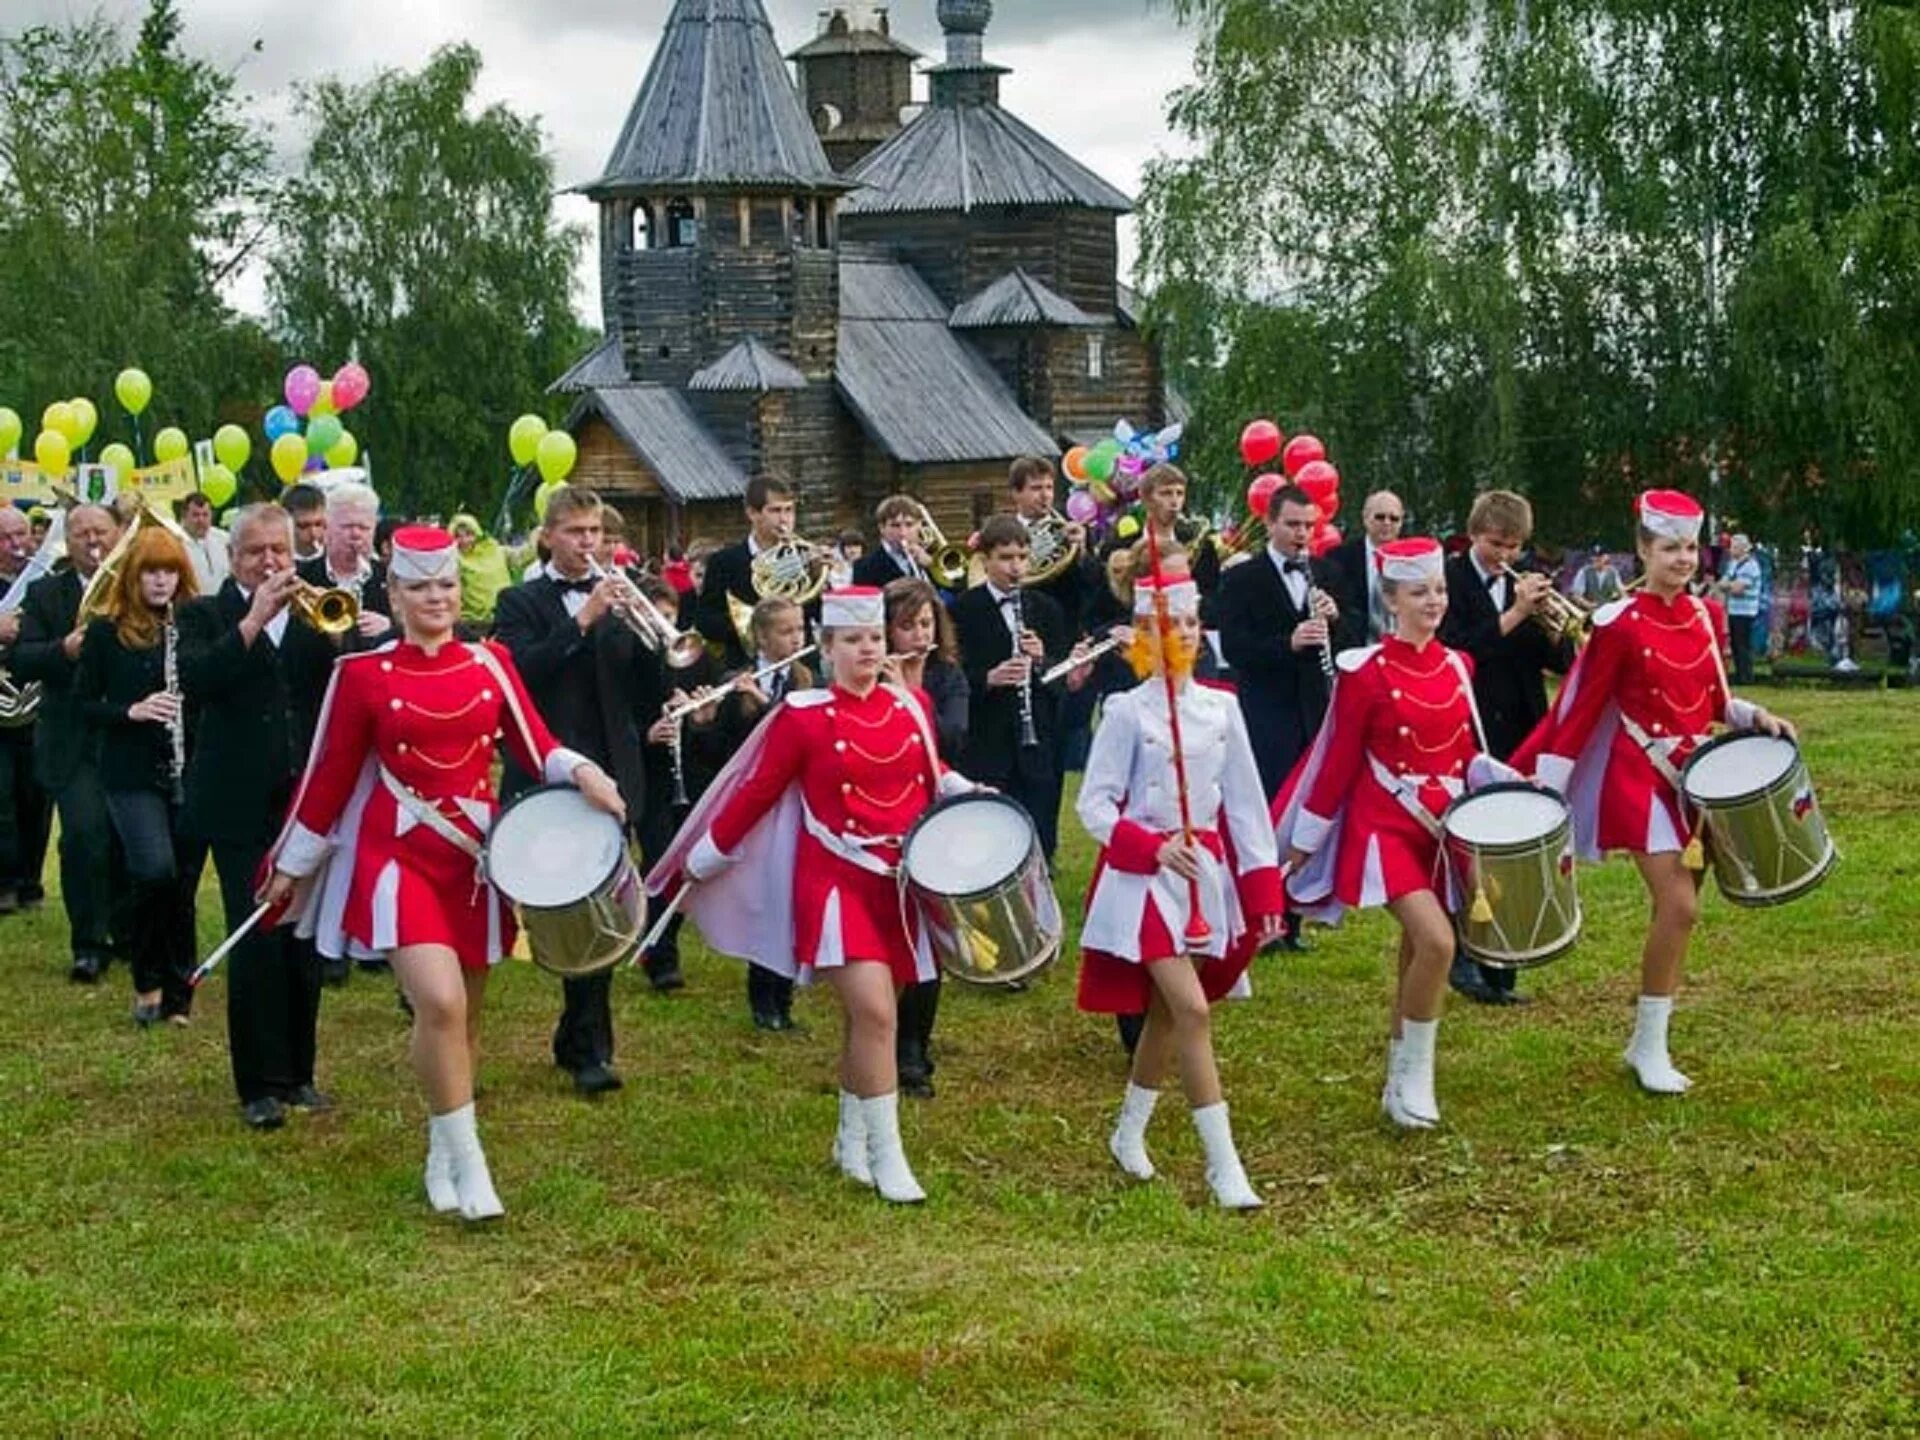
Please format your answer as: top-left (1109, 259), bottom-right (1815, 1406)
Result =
top-left (995, 760), bottom-right (1064, 866)
top-left (0, 729), bottom-right (49, 901)
top-left (193, 832), bottom-right (322, 1105)
top-left (1729, 613), bottom-right (1757, 685)
top-left (51, 762), bottom-right (125, 963)
top-left (554, 972), bottom-right (615, 1073)
top-left (896, 977), bottom-right (940, 1081)
top-left (104, 789), bottom-right (200, 1015)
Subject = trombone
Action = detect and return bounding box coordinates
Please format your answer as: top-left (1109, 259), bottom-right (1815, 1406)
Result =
top-left (912, 503), bottom-right (971, 590)
top-left (596, 563), bottom-right (705, 668)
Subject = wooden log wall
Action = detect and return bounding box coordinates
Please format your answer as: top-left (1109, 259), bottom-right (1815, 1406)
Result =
top-left (840, 207), bottom-right (1120, 318)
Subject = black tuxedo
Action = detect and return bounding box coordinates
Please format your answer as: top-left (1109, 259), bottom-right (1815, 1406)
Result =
top-left (952, 583), bottom-right (1069, 859)
top-left (851, 545), bottom-right (924, 590)
top-left (176, 583), bottom-right (334, 1104)
top-left (694, 540), bottom-right (756, 665)
top-left (1327, 537), bottom-right (1390, 648)
top-left (1438, 554), bottom-right (1574, 762)
top-left (494, 573), bottom-right (667, 1077)
top-left (1216, 548), bottom-right (1355, 797)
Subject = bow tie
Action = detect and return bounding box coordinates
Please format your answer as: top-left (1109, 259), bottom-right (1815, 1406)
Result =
top-left (1486, 573), bottom-right (1504, 590)
top-left (1282, 558), bottom-right (1308, 575)
top-left (559, 576), bottom-right (597, 596)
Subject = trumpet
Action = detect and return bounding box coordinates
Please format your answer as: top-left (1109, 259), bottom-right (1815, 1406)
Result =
top-left (290, 580), bottom-right (360, 636)
top-left (1501, 565), bottom-right (1592, 647)
top-left (661, 645), bottom-right (820, 725)
top-left (912, 503), bottom-right (971, 590)
top-left (596, 563), bottom-right (705, 668)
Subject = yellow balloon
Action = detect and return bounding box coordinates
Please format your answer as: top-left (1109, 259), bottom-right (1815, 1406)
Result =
top-left (69, 397), bottom-right (99, 446)
top-left (43, 402), bottom-right (77, 445)
top-left (213, 423), bottom-right (251, 472)
top-left (534, 430), bottom-right (578, 484)
top-left (310, 381), bottom-right (336, 417)
top-left (115, 367), bottom-right (154, 416)
top-left (99, 442), bottom-right (136, 481)
top-left (532, 480), bottom-right (561, 523)
top-left (325, 429), bottom-right (359, 468)
top-left (153, 427), bottom-right (189, 464)
top-left (200, 463), bottom-right (238, 509)
top-left (270, 432), bottom-right (307, 483)
top-left (34, 429), bottom-right (72, 475)
top-left (0, 406), bottom-right (20, 456)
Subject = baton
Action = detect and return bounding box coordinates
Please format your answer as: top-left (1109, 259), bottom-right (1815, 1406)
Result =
top-left (189, 901), bottom-right (274, 987)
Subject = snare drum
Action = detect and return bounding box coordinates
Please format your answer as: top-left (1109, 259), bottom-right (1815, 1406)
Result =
top-left (900, 793), bottom-right (1062, 988)
top-left (486, 785), bottom-right (646, 977)
top-left (1442, 784), bottom-right (1582, 969)
top-left (1681, 732), bottom-right (1835, 906)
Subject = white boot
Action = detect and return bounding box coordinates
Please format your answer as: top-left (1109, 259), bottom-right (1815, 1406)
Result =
top-left (423, 1118), bottom-right (459, 1214)
top-left (1383, 1020), bottom-right (1441, 1130)
top-left (861, 1092), bottom-right (926, 1204)
top-left (832, 1089), bottom-right (874, 1186)
top-left (1108, 1083), bottom-right (1160, 1181)
top-left (1192, 1102), bottom-right (1262, 1210)
top-left (1624, 995), bottom-right (1692, 1094)
top-left (438, 1102), bottom-right (505, 1221)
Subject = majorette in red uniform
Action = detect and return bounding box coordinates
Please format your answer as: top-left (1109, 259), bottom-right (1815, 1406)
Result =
top-left (647, 586), bottom-right (972, 1204)
top-left (1077, 574), bottom-right (1282, 1209)
top-left (1511, 489), bottom-right (1795, 1095)
top-left (1273, 538), bottom-right (1511, 1129)
top-left (267, 526), bottom-right (616, 1223)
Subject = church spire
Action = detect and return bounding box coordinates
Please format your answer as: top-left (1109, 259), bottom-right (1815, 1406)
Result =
top-left (929, 0), bottom-right (1008, 109)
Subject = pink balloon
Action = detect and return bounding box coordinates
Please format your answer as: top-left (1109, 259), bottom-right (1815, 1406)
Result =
top-left (1239, 419), bottom-right (1283, 469)
top-left (1246, 472), bottom-right (1282, 519)
top-left (1065, 489), bottom-right (1100, 524)
top-left (285, 364), bottom-right (322, 417)
top-left (1282, 434), bottom-right (1326, 479)
top-left (332, 362), bottom-right (371, 412)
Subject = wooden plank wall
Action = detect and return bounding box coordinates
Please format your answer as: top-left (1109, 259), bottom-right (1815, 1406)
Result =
top-left (840, 208), bottom-right (1120, 318)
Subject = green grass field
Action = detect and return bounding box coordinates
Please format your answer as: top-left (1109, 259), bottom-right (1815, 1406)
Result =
top-left (1, 688), bottom-right (1915, 1436)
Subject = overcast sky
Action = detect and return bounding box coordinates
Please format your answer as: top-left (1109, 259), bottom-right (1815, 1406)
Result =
top-left (12, 0), bottom-right (1192, 322)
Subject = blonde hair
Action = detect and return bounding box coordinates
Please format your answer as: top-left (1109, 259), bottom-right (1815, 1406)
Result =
top-left (1468, 490), bottom-right (1533, 540)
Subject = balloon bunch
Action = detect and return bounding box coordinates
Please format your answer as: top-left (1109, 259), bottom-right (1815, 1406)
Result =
top-left (265, 362), bottom-right (371, 484)
top-left (1237, 419), bottom-right (1344, 557)
top-left (16, 395), bottom-right (101, 477)
top-left (1060, 418), bottom-right (1186, 535)
top-left (507, 413), bottom-right (578, 522)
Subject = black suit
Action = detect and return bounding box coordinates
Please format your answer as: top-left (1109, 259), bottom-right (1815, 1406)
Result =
top-left (0, 599), bottom-right (51, 906)
top-left (178, 586), bottom-right (338, 1099)
top-left (694, 540), bottom-right (756, 666)
top-left (13, 569), bottom-right (123, 965)
top-left (1327, 537), bottom-right (1390, 648)
top-left (952, 583), bottom-right (1069, 861)
top-left (1216, 549), bottom-right (1354, 798)
top-left (851, 545), bottom-right (924, 590)
top-left (296, 555), bottom-right (391, 654)
top-left (1438, 555), bottom-right (1574, 761)
top-left (495, 574), bottom-right (665, 1077)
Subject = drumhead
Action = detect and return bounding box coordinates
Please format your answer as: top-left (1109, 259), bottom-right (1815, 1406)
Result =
top-left (1446, 786), bottom-right (1568, 846)
top-left (1685, 733), bottom-right (1798, 803)
top-left (904, 795), bottom-right (1034, 897)
top-left (489, 787), bottom-right (626, 909)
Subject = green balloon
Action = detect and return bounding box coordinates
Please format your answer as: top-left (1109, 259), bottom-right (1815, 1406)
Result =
top-left (153, 427), bottom-right (189, 464)
top-left (200, 463), bottom-right (238, 509)
top-left (0, 406), bottom-right (20, 457)
top-left (214, 423), bottom-right (251, 472)
top-left (509, 413), bottom-right (548, 467)
top-left (115, 367), bottom-right (153, 416)
top-left (99, 442), bottom-right (137, 481)
top-left (325, 429), bottom-right (359, 469)
top-left (534, 429), bottom-right (577, 484)
top-left (306, 414), bottom-right (344, 457)
top-left (1085, 448), bottom-right (1116, 482)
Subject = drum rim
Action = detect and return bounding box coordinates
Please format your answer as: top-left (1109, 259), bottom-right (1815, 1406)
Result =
top-left (900, 791), bottom-right (1040, 903)
top-left (488, 782), bottom-right (631, 913)
top-left (1712, 839), bottom-right (1837, 907)
top-left (1681, 730), bottom-right (1803, 808)
top-left (1441, 780), bottom-right (1572, 852)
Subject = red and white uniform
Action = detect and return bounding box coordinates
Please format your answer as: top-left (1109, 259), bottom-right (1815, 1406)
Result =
top-left (1275, 636), bottom-right (1484, 918)
top-left (272, 531), bottom-right (586, 971)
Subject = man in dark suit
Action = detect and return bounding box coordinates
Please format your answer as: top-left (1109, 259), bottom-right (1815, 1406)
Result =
top-left (1326, 489), bottom-right (1407, 651)
top-left (952, 514), bottom-right (1085, 863)
top-left (1439, 489), bottom-right (1573, 1006)
top-left (495, 485), bottom-right (665, 1096)
top-left (13, 503), bottom-right (124, 981)
top-left (851, 494), bottom-right (934, 590)
top-left (295, 479), bottom-right (394, 650)
top-left (695, 474), bottom-right (799, 668)
top-left (0, 504), bottom-right (52, 915)
top-left (177, 503), bottom-right (339, 1129)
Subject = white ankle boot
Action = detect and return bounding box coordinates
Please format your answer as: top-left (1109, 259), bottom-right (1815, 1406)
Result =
top-left (833, 1089), bottom-right (874, 1185)
top-left (861, 1092), bottom-right (926, 1204)
top-left (1624, 995), bottom-right (1692, 1094)
top-left (423, 1121), bottom-right (458, 1214)
top-left (1383, 1020), bottom-right (1441, 1130)
top-left (1192, 1102), bottom-right (1262, 1210)
top-left (1108, 1083), bottom-right (1159, 1181)
top-left (433, 1103), bottom-right (504, 1221)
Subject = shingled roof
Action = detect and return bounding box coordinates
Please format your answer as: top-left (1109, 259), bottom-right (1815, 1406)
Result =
top-left (950, 269), bottom-right (1099, 329)
top-left (569, 387), bottom-right (748, 502)
top-left (688, 336), bottom-right (809, 392)
top-left (836, 248), bottom-right (1059, 465)
top-left (549, 336), bottom-right (628, 395)
top-left (580, 0), bottom-right (848, 198)
top-left (842, 102), bottom-right (1132, 215)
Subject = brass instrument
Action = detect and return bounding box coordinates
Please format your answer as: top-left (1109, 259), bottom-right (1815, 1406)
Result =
top-left (1502, 565), bottom-right (1598, 647)
top-left (290, 580), bottom-right (360, 636)
top-left (912, 503), bottom-right (971, 590)
top-left (750, 529), bottom-right (832, 605)
top-left (1024, 509), bottom-right (1084, 587)
top-left (78, 495), bottom-right (189, 624)
top-left (0, 509), bottom-right (65, 728)
top-left (596, 563), bottom-right (705, 668)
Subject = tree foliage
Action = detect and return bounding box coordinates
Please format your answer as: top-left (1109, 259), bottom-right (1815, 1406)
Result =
top-left (1140, 0), bottom-right (1920, 546)
top-left (0, 0), bottom-right (279, 456)
top-left (267, 44), bottom-right (587, 519)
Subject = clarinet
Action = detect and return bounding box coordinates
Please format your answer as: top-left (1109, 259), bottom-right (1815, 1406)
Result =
top-left (1010, 586), bottom-right (1039, 749)
top-left (1305, 567), bottom-right (1336, 681)
top-left (163, 606), bottom-right (186, 806)
top-left (667, 713), bottom-right (690, 809)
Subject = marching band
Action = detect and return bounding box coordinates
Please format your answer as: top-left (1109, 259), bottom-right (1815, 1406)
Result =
top-left (0, 455), bottom-right (1832, 1225)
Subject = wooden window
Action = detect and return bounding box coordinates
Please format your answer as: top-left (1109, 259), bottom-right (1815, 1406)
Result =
top-left (667, 198), bottom-right (698, 248)
top-left (1086, 333), bottom-right (1106, 381)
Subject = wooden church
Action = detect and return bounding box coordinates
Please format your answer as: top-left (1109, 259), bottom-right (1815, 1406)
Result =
top-left (553, 0), bottom-right (1173, 551)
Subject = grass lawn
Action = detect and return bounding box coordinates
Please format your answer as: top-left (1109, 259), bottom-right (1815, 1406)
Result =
top-left (0, 687), bottom-right (1915, 1436)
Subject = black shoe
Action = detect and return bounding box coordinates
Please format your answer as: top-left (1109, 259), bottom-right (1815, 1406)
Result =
top-left (752, 1010), bottom-right (796, 1032)
top-left (900, 1069), bottom-right (935, 1100)
top-left (355, 957), bottom-right (391, 974)
top-left (1448, 957), bottom-right (1500, 1005)
top-left (571, 1062), bottom-right (624, 1096)
top-left (132, 1000), bottom-right (162, 1028)
top-left (1490, 989), bottom-right (1531, 1007)
top-left (242, 1097), bottom-right (286, 1130)
top-left (1276, 932), bottom-right (1311, 954)
top-left (644, 955), bottom-right (685, 993)
top-left (320, 957), bottom-right (351, 988)
top-left (284, 1084), bottom-right (334, 1113)
top-left (69, 954), bottom-right (106, 985)
top-left (0, 888), bottom-right (18, 915)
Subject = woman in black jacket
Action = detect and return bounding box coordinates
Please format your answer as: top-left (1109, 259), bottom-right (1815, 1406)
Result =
top-left (882, 577), bottom-right (973, 1099)
top-left (75, 527), bottom-right (201, 1026)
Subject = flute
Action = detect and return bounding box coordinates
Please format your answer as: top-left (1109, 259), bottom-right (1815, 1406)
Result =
top-left (1039, 634), bottom-right (1122, 685)
top-left (1009, 587), bottom-right (1039, 749)
top-left (660, 645), bottom-right (820, 726)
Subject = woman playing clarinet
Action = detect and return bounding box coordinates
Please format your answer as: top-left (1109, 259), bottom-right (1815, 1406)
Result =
top-left (1273, 538), bottom-right (1501, 1130)
top-left (262, 527), bottom-right (624, 1221)
top-left (1077, 571), bottom-right (1285, 1209)
top-left (648, 587), bottom-right (972, 1204)
top-left (1511, 490), bottom-right (1796, 1094)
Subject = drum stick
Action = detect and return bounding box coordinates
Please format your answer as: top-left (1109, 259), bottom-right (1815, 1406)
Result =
top-left (634, 886), bottom-right (687, 962)
top-left (189, 902), bottom-right (273, 988)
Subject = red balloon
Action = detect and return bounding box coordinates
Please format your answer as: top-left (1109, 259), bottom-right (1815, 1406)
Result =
top-left (1246, 472), bottom-right (1283, 519)
top-left (1317, 489), bottom-right (1342, 524)
top-left (1296, 458), bottom-right (1338, 493)
top-left (1282, 434), bottom-right (1326, 478)
top-left (1310, 523), bottom-right (1343, 558)
top-left (1239, 419), bottom-right (1284, 468)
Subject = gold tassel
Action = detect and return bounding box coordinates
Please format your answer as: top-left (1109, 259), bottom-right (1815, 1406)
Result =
top-left (1682, 824), bottom-right (1706, 872)
top-left (1469, 879), bottom-right (1494, 926)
